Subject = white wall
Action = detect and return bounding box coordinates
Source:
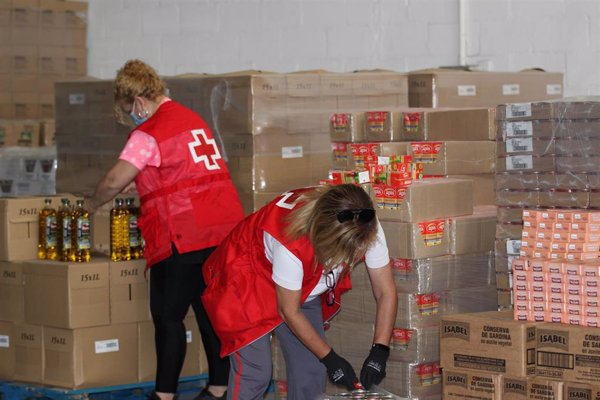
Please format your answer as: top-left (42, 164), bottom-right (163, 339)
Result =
top-left (88, 0), bottom-right (600, 97)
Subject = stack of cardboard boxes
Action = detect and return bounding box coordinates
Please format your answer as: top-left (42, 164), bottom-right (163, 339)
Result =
top-left (0, 195), bottom-right (207, 389)
top-left (495, 98), bottom-right (600, 310)
top-left (441, 310), bottom-right (600, 399)
top-left (0, 0), bottom-right (88, 197)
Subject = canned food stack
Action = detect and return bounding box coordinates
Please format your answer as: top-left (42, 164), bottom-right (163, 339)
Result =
top-left (495, 98), bottom-right (600, 310)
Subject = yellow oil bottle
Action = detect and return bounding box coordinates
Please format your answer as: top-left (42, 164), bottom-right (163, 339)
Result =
top-left (72, 199), bottom-right (91, 262)
top-left (38, 198), bottom-right (58, 260)
top-left (126, 197), bottom-right (143, 260)
top-left (111, 198), bottom-right (131, 262)
top-left (57, 198), bottom-right (75, 262)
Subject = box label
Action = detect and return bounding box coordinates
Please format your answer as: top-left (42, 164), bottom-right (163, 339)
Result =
top-left (281, 146), bottom-right (303, 159)
top-left (0, 335), bottom-right (9, 348)
top-left (453, 354), bottom-right (506, 372)
top-left (546, 84), bottom-right (562, 95)
top-left (68, 93), bottom-right (85, 105)
top-left (506, 103), bottom-right (532, 119)
top-left (366, 111), bottom-right (388, 132)
top-left (95, 339), bottom-right (120, 354)
top-left (186, 330), bottom-right (192, 344)
top-left (506, 239), bottom-right (522, 255)
top-left (503, 84), bottom-right (520, 96)
top-left (506, 137), bottom-right (533, 153)
top-left (506, 155), bottom-right (533, 171)
top-left (505, 121), bottom-right (533, 138)
top-left (457, 85), bottom-right (476, 96)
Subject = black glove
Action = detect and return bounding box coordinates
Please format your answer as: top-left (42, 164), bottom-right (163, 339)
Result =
top-left (360, 343), bottom-right (390, 389)
top-left (320, 349), bottom-right (359, 390)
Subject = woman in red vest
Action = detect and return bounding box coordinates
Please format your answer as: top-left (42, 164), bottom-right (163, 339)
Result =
top-left (85, 60), bottom-right (243, 400)
top-left (202, 184), bottom-right (398, 400)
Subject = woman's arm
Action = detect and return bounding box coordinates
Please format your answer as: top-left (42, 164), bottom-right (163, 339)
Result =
top-left (366, 262), bottom-right (397, 346)
top-left (275, 284), bottom-right (331, 359)
top-left (85, 160), bottom-right (139, 213)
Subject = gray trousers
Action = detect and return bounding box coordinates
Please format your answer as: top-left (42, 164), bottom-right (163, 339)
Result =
top-left (227, 297), bottom-right (327, 400)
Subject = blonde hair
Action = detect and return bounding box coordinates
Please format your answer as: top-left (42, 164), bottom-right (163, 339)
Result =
top-left (285, 184), bottom-right (378, 273)
top-left (113, 59), bottom-right (166, 123)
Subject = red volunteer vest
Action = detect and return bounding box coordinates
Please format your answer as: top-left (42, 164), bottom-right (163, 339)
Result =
top-left (133, 100), bottom-right (244, 267)
top-left (202, 188), bottom-right (352, 356)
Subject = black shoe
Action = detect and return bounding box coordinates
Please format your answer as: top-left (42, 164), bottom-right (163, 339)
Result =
top-left (194, 387), bottom-right (227, 400)
top-left (148, 391), bottom-right (178, 400)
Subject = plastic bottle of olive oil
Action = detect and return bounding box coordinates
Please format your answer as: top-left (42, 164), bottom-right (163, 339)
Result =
top-left (57, 198), bottom-right (75, 262)
top-left (72, 199), bottom-right (91, 262)
top-left (38, 198), bottom-right (58, 260)
top-left (126, 197), bottom-right (143, 260)
top-left (111, 198), bottom-right (131, 262)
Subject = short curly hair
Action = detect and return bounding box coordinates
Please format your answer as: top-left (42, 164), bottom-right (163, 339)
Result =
top-left (114, 59), bottom-right (166, 104)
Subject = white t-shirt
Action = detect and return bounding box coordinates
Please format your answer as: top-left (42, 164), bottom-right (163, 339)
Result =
top-left (264, 220), bottom-right (390, 302)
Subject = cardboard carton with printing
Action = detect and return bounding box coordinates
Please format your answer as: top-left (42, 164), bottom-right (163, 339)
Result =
top-left (0, 321), bottom-right (15, 380)
top-left (13, 322), bottom-right (43, 384)
top-left (109, 259), bottom-right (150, 324)
top-left (443, 368), bottom-right (501, 400)
top-left (43, 323), bottom-right (138, 389)
top-left (502, 376), bottom-right (564, 400)
top-left (0, 261), bottom-right (24, 322)
top-left (23, 258), bottom-right (110, 329)
top-left (449, 205), bottom-right (497, 255)
top-left (440, 311), bottom-right (538, 376)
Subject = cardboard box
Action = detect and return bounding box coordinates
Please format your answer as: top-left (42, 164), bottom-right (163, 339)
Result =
top-left (502, 376), bottom-right (564, 400)
top-left (420, 141), bottom-right (496, 175)
top-left (441, 311), bottom-right (537, 376)
top-left (563, 382), bottom-right (600, 400)
top-left (535, 323), bottom-right (600, 383)
top-left (138, 316), bottom-right (207, 383)
top-left (13, 322), bottom-right (43, 384)
top-left (450, 206), bottom-right (496, 255)
top-left (109, 259), bottom-right (150, 324)
top-left (409, 69), bottom-right (563, 108)
top-left (450, 174), bottom-right (495, 206)
top-left (23, 259), bottom-right (110, 329)
top-left (374, 178), bottom-right (473, 222)
top-left (399, 107), bottom-right (497, 141)
top-left (0, 261), bottom-right (24, 322)
top-left (381, 219), bottom-right (450, 259)
top-left (443, 369), bottom-right (501, 400)
top-left (44, 323), bottom-right (138, 389)
top-left (0, 196), bottom-right (48, 261)
top-left (0, 320), bottom-right (14, 380)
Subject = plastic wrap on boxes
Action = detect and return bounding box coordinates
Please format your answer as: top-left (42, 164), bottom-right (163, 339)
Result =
top-left (497, 206), bottom-right (524, 224)
top-left (390, 253), bottom-right (495, 293)
top-left (449, 206), bottom-right (496, 255)
top-left (496, 172), bottom-right (539, 191)
top-left (0, 146), bottom-right (56, 196)
top-left (326, 319), bottom-right (439, 364)
top-left (495, 222), bottom-right (523, 240)
top-left (338, 284), bottom-right (497, 329)
top-left (496, 189), bottom-right (539, 207)
top-left (538, 189), bottom-right (589, 208)
top-left (537, 172), bottom-right (589, 191)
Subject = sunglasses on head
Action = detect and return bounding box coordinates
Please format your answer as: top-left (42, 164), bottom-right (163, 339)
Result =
top-left (336, 208), bottom-right (376, 224)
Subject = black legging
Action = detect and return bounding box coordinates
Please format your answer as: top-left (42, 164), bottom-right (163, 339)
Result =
top-left (150, 245), bottom-right (228, 393)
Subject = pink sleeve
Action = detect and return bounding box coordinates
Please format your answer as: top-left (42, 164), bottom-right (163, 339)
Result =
top-left (119, 130), bottom-right (161, 170)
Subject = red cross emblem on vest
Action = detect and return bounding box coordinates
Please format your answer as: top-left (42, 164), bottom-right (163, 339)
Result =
top-left (188, 129), bottom-right (222, 170)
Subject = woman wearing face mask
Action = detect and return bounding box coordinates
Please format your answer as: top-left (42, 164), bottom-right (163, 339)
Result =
top-left (202, 184), bottom-right (398, 400)
top-left (85, 59), bottom-right (244, 400)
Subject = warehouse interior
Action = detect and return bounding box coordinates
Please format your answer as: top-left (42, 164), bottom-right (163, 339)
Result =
top-left (2, 1), bottom-right (600, 400)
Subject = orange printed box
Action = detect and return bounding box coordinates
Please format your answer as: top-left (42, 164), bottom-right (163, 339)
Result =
top-left (545, 272), bottom-right (564, 285)
top-left (537, 221), bottom-right (553, 231)
top-left (514, 290), bottom-right (527, 303)
top-left (532, 250), bottom-right (549, 259)
top-left (584, 315), bottom-right (600, 327)
top-left (583, 291), bottom-right (599, 308)
top-left (512, 258), bottom-right (528, 271)
top-left (550, 241), bottom-right (568, 252)
top-left (529, 309), bottom-right (546, 322)
top-left (565, 284), bottom-right (583, 297)
top-left (566, 242), bottom-right (599, 253)
top-left (581, 263), bottom-right (600, 277)
top-left (530, 281), bottom-right (546, 296)
top-left (513, 269), bottom-right (529, 286)
top-left (537, 210), bottom-right (556, 221)
top-left (552, 231), bottom-right (570, 242)
top-left (529, 289), bottom-right (546, 303)
top-left (566, 252), bottom-right (600, 261)
top-left (570, 222), bottom-right (600, 233)
top-left (522, 209), bottom-right (537, 221)
top-left (523, 220), bottom-right (537, 229)
top-left (513, 297), bottom-right (528, 312)
top-left (534, 240), bottom-right (552, 251)
top-left (519, 247), bottom-right (535, 258)
top-left (547, 302), bottom-right (566, 314)
top-left (535, 230), bottom-right (553, 241)
top-left (563, 262), bottom-right (581, 276)
top-left (553, 221), bottom-right (570, 232)
top-left (566, 313), bottom-right (585, 325)
top-left (529, 259), bottom-right (545, 272)
top-left (547, 311), bottom-right (565, 324)
top-left (530, 301), bottom-right (546, 313)
top-left (546, 288), bottom-right (564, 304)
top-left (583, 306), bottom-right (599, 318)
top-left (544, 260), bottom-right (563, 274)
top-left (555, 210), bottom-right (573, 222)
top-left (572, 211), bottom-right (600, 223)
top-left (514, 308), bottom-right (529, 321)
top-left (548, 252), bottom-right (566, 261)
top-left (529, 270), bottom-right (545, 284)
top-left (565, 275), bottom-right (583, 287)
top-left (567, 303), bottom-right (583, 316)
top-left (521, 227), bottom-right (536, 239)
top-left (521, 238), bottom-right (534, 249)
top-left (583, 276), bottom-right (600, 289)
top-left (569, 231), bottom-right (600, 242)
top-left (567, 293), bottom-right (583, 306)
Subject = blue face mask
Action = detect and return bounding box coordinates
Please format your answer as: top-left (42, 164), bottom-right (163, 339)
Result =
top-left (130, 102), bottom-right (148, 126)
